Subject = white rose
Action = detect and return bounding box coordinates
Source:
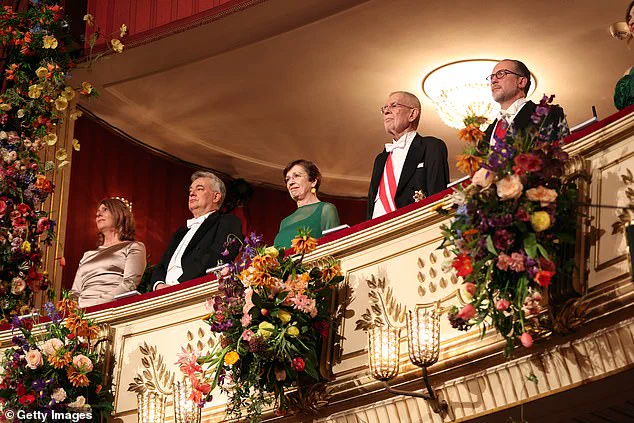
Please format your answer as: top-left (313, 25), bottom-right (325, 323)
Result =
top-left (51, 387), bottom-right (67, 402)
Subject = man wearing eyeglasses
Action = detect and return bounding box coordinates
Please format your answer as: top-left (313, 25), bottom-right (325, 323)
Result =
top-left (482, 59), bottom-right (568, 149)
top-left (367, 91), bottom-right (450, 219)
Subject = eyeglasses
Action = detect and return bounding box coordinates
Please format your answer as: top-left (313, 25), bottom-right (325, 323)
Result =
top-left (284, 172), bottom-right (307, 183)
top-left (380, 101), bottom-right (415, 115)
top-left (486, 69), bottom-right (526, 82)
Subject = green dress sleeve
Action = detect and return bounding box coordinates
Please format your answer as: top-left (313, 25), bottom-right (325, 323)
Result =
top-left (320, 202), bottom-right (340, 231)
top-left (614, 67), bottom-right (634, 110)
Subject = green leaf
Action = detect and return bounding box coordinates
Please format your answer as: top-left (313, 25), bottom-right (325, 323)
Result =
top-left (303, 361), bottom-right (320, 381)
top-left (524, 234), bottom-right (537, 259)
top-left (251, 291), bottom-right (264, 309)
top-left (536, 243), bottom-right (550, 259)
top-left (486, 235), bottom-right (497, 255)
top-left (274, 291), bottom-right (289, 306)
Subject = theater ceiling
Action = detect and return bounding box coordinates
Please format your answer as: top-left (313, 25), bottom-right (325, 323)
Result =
top-left (75, 0), bottom-right (630, 197)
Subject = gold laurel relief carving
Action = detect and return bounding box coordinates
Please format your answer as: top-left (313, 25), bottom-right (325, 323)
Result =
top-left (355, 276), bottom-right (406, 331)
top-left (127, 342), bottom-right (175, 395)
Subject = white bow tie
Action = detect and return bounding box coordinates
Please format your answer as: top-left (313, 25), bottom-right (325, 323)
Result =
top-left (187, 215), bottom-right (207, 229)
top-left (498, 111), bottom-right (511, 121)
top-left (385, 138), bottom-right (407, 153)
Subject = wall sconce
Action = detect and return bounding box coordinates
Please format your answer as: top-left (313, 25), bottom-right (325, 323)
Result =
top-left (173, 379), bottom-right (202, 423)
top-left (367, 304), bottom-right (448, 415)
top-left (137, 391), bottom-right (167, 423)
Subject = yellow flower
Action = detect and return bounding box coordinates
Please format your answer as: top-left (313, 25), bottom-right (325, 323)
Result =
top-left (46, 133), bottom-right (58, 146)
top-left (83, 14), bottom-right (94, 26)
top-left (277, 309), bottom-right (291, 324)
top-left (55, 148), bottom-right (67, 161)
top-left (35, 66), bottom-right (48, 78)
top-left (111, 39), bottom-right (124, 53)
top-left (42, 35), bottom-right (58, 49)
top-left (28, 84), bottom-right (42, 99)
top-left (120, 24), bottom-right (128, 38)
top-left (257, 321), bottom-right (275, 339)
top-left (286, 326), bottom-right (299, 337)
top-left (70, 110), bottom-right (83, 120)
top-left (72, 139), bottom-right (80, 151)
top-left (21, 241), bottom-right (31, 253)
top-left (58, 160), bottom-right (69, 169)
top-left (62, 86), bottom-right (75, 101)
top-left (224, 351), bottom-right (239, 366)
top-left (531, 211), bottom-right (551, 232)
top-left (264, 246), bottom-right (279, 258)
top-left (81, 82), bottom-right (93, 95)
top-left (54, 96), bottom-right (68, 111)
top-left (0, 103), bottom-right (11, 111)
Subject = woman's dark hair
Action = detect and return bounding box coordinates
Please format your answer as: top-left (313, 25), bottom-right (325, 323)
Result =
top-left (627, 1), bottom-right (634, 21)
top-left (282, 159), bottom-right (322, 192)
top-left (97, 198), bottom-right (136, 246)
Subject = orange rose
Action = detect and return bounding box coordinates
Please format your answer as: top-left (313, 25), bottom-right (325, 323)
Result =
top-left (526, 186), bottom-right (558, 207)
top-left (496, 175), bottom-right (523, 200)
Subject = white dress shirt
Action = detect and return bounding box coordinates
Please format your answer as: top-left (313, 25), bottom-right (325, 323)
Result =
top-left (372, 131), bottom-right (417, 219)
top-left (489, 97), bottom-right (529, 145)
top-left (153, 210), bottom-right (214, 290)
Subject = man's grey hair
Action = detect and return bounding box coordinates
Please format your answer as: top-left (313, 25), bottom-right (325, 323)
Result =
top-left (389, 91), bottom-right (421, 129)
top-left (191, 171), bottom-right (226, 206)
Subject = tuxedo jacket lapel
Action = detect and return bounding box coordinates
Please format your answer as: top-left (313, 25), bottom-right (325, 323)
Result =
top-left (370, 151), bottom-right (389, 199)
top-left (183, 212), bottom-right (220, 257)
top-left (511, 100), bottom-right (536, 130)
top-left (395, 135), bottom-right (423, 197)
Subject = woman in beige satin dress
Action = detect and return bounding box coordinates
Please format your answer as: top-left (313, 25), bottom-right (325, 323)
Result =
top-left (71, 198), bottom-right (146, 308)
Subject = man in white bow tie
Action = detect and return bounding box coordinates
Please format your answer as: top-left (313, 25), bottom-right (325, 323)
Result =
top-left (482, 59), bottom-right (568, 149)
top-left (367, 91), bottom-right (450, 219)
top-left (152, 171), bottom-right (243, 290)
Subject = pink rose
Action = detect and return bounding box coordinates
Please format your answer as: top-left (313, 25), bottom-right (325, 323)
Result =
top-left (36, 217), bottom-right (50, 233)
top-left (471, 167), bottom-right (494, 189)
top-left (509, 252), bottom-right (525, 272)
top-left (496, 299), bottom-right (510, 311)
top-left (11, 277), bottom-right (26, 295)
top-left (520, 332), bottom-right (533, 348)
top-left (25, 349), bottom-right (43, 369)
top-left (41, 338), bottom-right (64, 355)
top-left (457, 303), bottom-right (476, 320)
top-left (525, 186), bottom-right (558, 207)
top-left (241, 329), bottom-right (254, 342)
top-left (496, 175), bottom-right (524, 200)
top-left (464, 282), bottom-right (476, 297)
top-left (72, 354), bottom-right (93, 372)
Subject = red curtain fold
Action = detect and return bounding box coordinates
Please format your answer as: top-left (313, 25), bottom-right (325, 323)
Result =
top-left (63, 117), bottom-right (366, 289)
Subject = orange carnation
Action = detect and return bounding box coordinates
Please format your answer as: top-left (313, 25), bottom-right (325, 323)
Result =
top-left (321, 264), bottom-right (341, 281)
top-left (56, 297), bottom-right (78, 316)
top-left (458, 124), bottom-right (485, 143)
top-left (67, 366), bottom-right (90, 387)
top-left (291, 235), bottom-right (318, 255)
top-left (456, 154), bottom-right (483, 175)
top-left (48, 351), bottom-right (72, 369)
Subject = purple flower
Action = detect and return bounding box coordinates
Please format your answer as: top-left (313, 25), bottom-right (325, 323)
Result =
top-left (11, 315), bottom-right (22, 329)
top-left (43, 302), bottom-right (61, 323)
top-left (11, 335), bottom-right (27, 347)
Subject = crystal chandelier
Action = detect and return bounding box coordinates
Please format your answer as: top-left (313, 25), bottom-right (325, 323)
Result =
top-left (422, 59), bottom-right (536, 129)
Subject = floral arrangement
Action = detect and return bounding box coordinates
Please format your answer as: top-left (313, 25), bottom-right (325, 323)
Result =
top-left (0, 1), bottom-right (125, 322)
top-left (178, 229), bottom-right (343, 421)
top-left (441, 95), bottom-right (577, 356)
top-left (0, 292), bottom-right (114, 420)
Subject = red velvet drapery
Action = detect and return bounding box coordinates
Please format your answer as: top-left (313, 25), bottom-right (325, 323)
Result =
top-left (63, 117), bottom-right (366, 289)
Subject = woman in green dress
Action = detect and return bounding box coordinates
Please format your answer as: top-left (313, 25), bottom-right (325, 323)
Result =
top-left (615, 1), bottom-right (634, 110)
top-left (273, 159), bottom-right (340, 249)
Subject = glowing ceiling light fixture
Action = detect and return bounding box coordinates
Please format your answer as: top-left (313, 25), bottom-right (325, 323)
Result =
top-left (422, 59), bottom-right (537, 129)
